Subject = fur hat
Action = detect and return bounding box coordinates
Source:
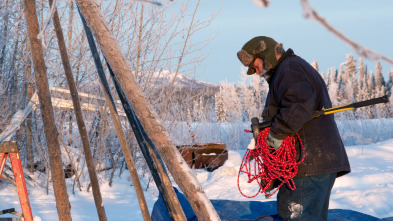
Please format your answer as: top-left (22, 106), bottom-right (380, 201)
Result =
top-left (237, 36), bottom-right (279, 75)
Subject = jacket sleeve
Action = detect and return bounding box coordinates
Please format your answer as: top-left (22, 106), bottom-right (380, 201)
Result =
top-left (270, 62), bottom-right (315, 139)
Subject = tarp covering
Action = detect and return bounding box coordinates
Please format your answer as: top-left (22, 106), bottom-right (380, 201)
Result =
top-left (151, 188), bottom-right (393, 221)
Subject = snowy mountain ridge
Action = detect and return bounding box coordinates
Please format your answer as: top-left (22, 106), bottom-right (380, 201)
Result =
top-left (79, 70), bottom-right (219, 93)
top-left (143, 70), bottom-right (219, 89)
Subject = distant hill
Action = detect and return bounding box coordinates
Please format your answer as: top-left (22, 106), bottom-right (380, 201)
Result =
top-left (143, 70), bottom-right (219, 90)
top-left (79, 70), bottom-right (220, 93)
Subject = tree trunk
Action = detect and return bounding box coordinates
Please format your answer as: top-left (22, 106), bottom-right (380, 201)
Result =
top-left (26, 72), bottom-right (34, 173)
top-left (68, 114), bottom-right (72, 145)
top-left (22, 0), bottom-right (72, 220)
top-left (49, 0), bottom-right (107, 220)
top-left (75, 1), bottom-right (220, 220)
top-left (0, 0), bottom-right (9, 78)
top-left (22, 38), bottom-right (33, 173)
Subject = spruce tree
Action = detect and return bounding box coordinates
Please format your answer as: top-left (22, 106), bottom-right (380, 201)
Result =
top-left (214, 86), bottom-right (226, 122)
top-left (344, 54), bottom-right (357, 83)
top-left (311, 58), bottom-right (319, 72)
top-left (375, 61), bottom-right (386, 92)
top-left (386, 68), bottom-right (393, 96)
top-left (357, 58), bottom-right (366, 101)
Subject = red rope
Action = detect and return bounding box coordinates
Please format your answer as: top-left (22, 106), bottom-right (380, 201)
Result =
top-left (237, 127), bottom-right (304, 198)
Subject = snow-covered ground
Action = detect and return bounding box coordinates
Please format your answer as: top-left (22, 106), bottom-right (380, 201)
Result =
top-left (1, 138), bottom-right (393, 220)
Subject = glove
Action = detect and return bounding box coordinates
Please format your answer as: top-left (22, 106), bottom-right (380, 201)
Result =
top-left (266, 132), bottom-right (283, 150)
top-left (247, 138), bottom-right (256, 150)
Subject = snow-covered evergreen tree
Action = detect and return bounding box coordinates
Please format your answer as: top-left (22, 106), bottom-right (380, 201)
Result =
top-left (193, 99), bottom-right (200, 122)
top-left (325, 69), bottom-right (332, 86)
top-left (214, 87), bottom-right (226, 122)
top-left (368, 71), bottom-right (376, 99)
top-left (337, 63), bottom-right (346, 105)
top-left (347, 54), bottom-right (358, 95)
top-left (311, 58), bottom-right (319, 72)
top-left (238, 68), bottom-right (255, 122)
top-left (375, 61), bottom-right (386, 92)
top-left (357, 58), bottom-right (366, 101)
top-left (186, 108), bottom-right (192, 122)
top-left (344, 73), bottom-right (357, 119)
top-left (365, 71), bottom-right (378, 118)
top-left (328, 73), bottom-right (340, 107)
top-left (387, 68), bottom-right (393, 96)
top-left (193, 97), bottom-right (204, 122)
top-left (344, 54), bottom-right (357, 83)
top-left (375, 85), bottom-right (388, 118)
top-left (224, 83), bottom-right (242, 122)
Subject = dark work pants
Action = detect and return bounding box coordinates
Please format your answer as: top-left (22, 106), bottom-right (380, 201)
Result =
top-left (276, 173), bottom-right (337, 221)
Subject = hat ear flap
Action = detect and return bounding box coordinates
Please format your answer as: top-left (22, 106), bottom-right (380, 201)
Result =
top-left (253, 40), bottom-right (267, 55)
top-left (237, 50), bottom-right (254, 66)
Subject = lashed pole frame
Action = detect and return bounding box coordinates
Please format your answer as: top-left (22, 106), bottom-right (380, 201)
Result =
top-left (75, 0), bottom-right (220, 220)
top-left (76, 4), bottom-right (151, 220)
top-left (22, 0), bottom-right (72, 220)
top-left (48, 0), bottom-right (108, 220)
top-left (77, 4), bottom-right (185, 220)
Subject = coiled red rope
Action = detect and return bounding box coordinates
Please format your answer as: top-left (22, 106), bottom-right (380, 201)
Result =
top-left (237, 127), bottom-right (304, 198)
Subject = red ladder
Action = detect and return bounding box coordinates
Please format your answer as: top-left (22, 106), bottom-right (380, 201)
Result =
top-left (0, 142), bottom-right (34, 221)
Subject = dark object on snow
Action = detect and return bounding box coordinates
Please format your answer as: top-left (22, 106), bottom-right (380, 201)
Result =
top-left (64, 164), bottom-right (75, 179)
top-left (194, 148), bottom-right (228, 171)
top-left (177, 143), bottom-right (227, 169)
top-left (0, 207), bottom-right (24, 219)
top-left (33, 161), bottom-right (46, 173)
top-left (176, 145), bottom-right (204, 168)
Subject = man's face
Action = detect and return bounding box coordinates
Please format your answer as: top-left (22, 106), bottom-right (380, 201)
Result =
top-left (251, 58), bottom-right (270, 80)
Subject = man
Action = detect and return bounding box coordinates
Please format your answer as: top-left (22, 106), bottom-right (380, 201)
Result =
top-left (237, 36), bottom-right (351, 220)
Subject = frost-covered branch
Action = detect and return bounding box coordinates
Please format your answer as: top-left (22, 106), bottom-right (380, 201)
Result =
top-left (252, 0), bottom-right (393, 65)
top-left (300, 0), bottom-right (393, 65)
top-left (0, 92), bottom-right (37, 143)
top-left (37, 0), bottom-right (59, 48)
top-left (252, 0), bottom-right (269, 8)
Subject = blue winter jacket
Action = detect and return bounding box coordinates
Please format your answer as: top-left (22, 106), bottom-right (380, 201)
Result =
top-left (262, 49), bottom-right (351, 177)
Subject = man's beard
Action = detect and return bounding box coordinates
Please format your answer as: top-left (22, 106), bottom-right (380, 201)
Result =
top-left (260, 60), bottom-right (273, 81)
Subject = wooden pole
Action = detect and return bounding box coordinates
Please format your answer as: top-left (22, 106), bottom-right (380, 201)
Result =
top-left (75, 1), bottom-right (220, 220)
top-left (22, 0), bottom-right (72, 220)
top-left (99, 79), bottom-right (152, 221)
top-left (25, 42), bottom-right (35, 174)
top-left (49, 0), bottom-right (107, 220)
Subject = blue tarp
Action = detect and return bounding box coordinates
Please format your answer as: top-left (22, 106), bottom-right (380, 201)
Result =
top-left (151, 188), bottom-right (393, 221)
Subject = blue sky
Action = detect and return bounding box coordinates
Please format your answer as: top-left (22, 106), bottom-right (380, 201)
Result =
top-left (192, 0), bottom-right (393, 84)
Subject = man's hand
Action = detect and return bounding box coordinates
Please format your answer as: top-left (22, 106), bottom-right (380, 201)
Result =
top-left (266, 132), bottom-right (283, 150)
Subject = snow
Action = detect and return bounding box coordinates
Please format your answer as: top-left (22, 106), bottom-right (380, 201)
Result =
top-left (288, 202), bottom-right (303, 219)
top-left (202, 153), bottom-right (216, 156)
top-left (1, 138), bottom-right (393, 220)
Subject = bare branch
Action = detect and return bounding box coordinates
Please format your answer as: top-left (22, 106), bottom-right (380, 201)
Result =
top-left (300, 0), bottom-right (393, 65)
top-left (252, 0), bottom-right (269, 8)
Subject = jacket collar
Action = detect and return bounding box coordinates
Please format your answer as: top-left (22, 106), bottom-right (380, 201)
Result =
top-left (266, 48), bottom-right (294, 84)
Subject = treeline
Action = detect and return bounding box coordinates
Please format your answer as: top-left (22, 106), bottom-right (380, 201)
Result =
top-left (190, 54), bottom-right (393, 123)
